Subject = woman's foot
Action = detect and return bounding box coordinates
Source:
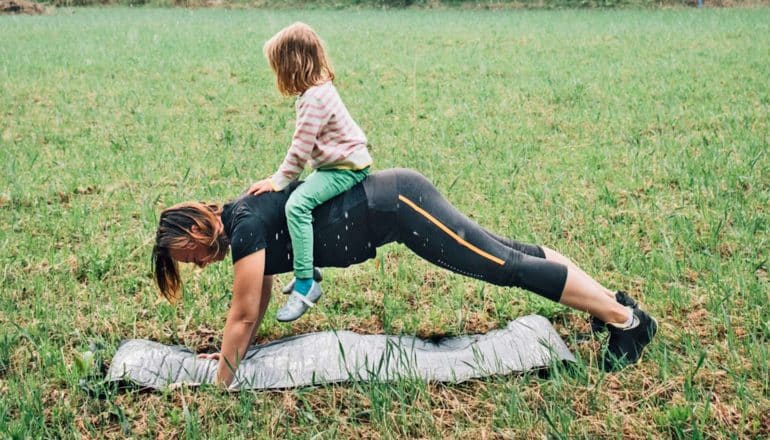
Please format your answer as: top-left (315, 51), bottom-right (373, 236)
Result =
top-left (602, 307), bottom-right (658, 371)
top-left (591, 291), bottom-right (639, 333)
top-left (276, 281), bottom-right (323, 322)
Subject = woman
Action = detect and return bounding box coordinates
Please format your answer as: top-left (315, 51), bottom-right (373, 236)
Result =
top-left (152, 168), bottom-right (656, 386)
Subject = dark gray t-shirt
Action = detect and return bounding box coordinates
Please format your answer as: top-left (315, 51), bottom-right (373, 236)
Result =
top-left (221, 180), bottom-right (376, 275)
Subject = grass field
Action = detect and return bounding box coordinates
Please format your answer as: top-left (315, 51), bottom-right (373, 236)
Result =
top-left (1, 6), bottom-right (769, 438)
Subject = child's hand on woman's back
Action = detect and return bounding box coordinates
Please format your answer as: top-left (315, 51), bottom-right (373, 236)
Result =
top-left (247, 178), bottom-right (275, 196)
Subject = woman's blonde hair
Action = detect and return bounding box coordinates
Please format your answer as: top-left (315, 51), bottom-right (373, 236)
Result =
top-left (263, 22), bottom-right (335, 96)
top-left (152, 202), bottom-right (226, 302)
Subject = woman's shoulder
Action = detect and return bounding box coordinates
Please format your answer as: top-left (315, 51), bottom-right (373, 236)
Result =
top-left (221, 195), bottom-right (253, 235)
top-left (223, 191), bottom-right (286, 234)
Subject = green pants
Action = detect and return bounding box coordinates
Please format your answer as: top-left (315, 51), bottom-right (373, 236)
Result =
top-left (286, 167), bottom-right (370, 279)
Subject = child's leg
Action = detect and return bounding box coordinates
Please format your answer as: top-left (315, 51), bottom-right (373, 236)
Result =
top-left (285, 168), bottom-right (370, 281)
top-left (278, 168), bottom-right (369, 322)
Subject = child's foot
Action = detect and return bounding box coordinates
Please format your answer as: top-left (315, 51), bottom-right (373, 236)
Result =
top-left (590, 291), bottom-right (639, 333)
top-left (276, 281), bottom-right (323, 322)
top-left (282, 268), bottom-right (323, 294)
top-left (601, 306), bottom-right (658, 372)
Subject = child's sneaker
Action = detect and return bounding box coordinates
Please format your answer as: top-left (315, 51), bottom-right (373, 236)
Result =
top-left (276, 281), bottom-right (323, 322)
top-left (601, 307), bottom-right (658, 371)
top-left (590, 291), bottom-right (639, 333)
top-left (282, 267), bottom-right (323, 294)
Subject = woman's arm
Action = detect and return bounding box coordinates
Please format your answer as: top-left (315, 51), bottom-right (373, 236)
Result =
top-left (215, 250), bottom-right (268, 387)
top-left (249, 275), bottom-right (273, 344)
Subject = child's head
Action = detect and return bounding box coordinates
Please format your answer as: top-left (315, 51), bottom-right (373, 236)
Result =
top-left (263, 22), bottom-right (335, 96)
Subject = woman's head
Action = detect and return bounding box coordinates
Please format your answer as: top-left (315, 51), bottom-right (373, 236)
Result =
top-left (152, 202), bottom-right (229, 302)
top-left (263, 22), bottom-right (335, 96)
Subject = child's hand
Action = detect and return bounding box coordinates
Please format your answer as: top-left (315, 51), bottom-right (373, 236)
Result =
top-left (247, 178), bottom-right (275, 196)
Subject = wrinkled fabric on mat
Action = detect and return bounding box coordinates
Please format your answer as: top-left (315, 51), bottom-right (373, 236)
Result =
top-left (107, 314), bottom-right (575, 390)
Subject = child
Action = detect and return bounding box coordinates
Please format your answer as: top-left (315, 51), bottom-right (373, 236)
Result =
top-left (247, 22), bottom-right (372, 322)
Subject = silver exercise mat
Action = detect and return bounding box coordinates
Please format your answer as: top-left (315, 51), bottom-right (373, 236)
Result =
top-left (106, 314), bottom-right (575, 390)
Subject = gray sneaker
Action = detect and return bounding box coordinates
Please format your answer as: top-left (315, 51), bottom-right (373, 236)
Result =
top-left (276, 281), bottom-right (323, 322)
top-left (282, 268), bottom-right (324, 294)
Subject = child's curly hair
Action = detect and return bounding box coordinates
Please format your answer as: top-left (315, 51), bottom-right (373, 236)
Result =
top-left (263, 22), bottom-right (335, 96)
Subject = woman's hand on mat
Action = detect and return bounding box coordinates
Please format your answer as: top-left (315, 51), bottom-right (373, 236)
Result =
top-left (246, 178), bottom-right (275, 196)
top-left (197, 352), bottom-right (221, 361)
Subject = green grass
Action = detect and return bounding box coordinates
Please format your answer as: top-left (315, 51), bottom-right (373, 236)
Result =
top-left (1, 6), bottom-right (769, 438)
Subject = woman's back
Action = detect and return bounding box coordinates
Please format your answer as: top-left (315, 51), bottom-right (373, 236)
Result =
top-left (222, 179), bottom-right (375, 275)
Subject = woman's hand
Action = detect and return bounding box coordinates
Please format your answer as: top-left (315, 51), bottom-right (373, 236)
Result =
top-left (246, 178), bottom-right (275, 196)
top-left (197, 352), bottom-right (220, 361)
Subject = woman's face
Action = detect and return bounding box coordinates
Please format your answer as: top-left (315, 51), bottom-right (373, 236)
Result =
top-left (169, 243), bottom-right (225, 268)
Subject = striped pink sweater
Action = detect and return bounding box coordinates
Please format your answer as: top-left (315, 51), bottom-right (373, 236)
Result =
top-left (270, 81), bottom-right (372, 191)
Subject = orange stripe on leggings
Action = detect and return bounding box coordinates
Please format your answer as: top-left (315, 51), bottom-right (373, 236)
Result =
top-left (398, 194), bottom-right (505, 266)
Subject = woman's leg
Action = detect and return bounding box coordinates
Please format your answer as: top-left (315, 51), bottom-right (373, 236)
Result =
top-left (484, 232), bottom-right (627, 322)
top-left (485, 233), bottom-right (626, 322)
top-left (485, 231), bottom-right (616, 301)
top-left (392, 169), bottom-right (628, 323)
top-left (381, 168), bottom-right (655, 371)
top-left (541, 246), bottom-right (616, 299)
top-left (552, 256), bottom-right (630, 324)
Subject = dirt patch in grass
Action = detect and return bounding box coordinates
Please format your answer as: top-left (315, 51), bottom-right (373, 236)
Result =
top-left (0, 0), bottom-right (45, 14)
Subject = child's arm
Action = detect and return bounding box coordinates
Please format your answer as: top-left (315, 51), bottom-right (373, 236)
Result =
top-left (268, 96), bottom-right (329, 191)
top-left (246, 96), bottom-right (326, 195)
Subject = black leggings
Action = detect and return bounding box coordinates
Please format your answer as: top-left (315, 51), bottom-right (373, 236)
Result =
top-left (365, 169), bottom-right (568, 302)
